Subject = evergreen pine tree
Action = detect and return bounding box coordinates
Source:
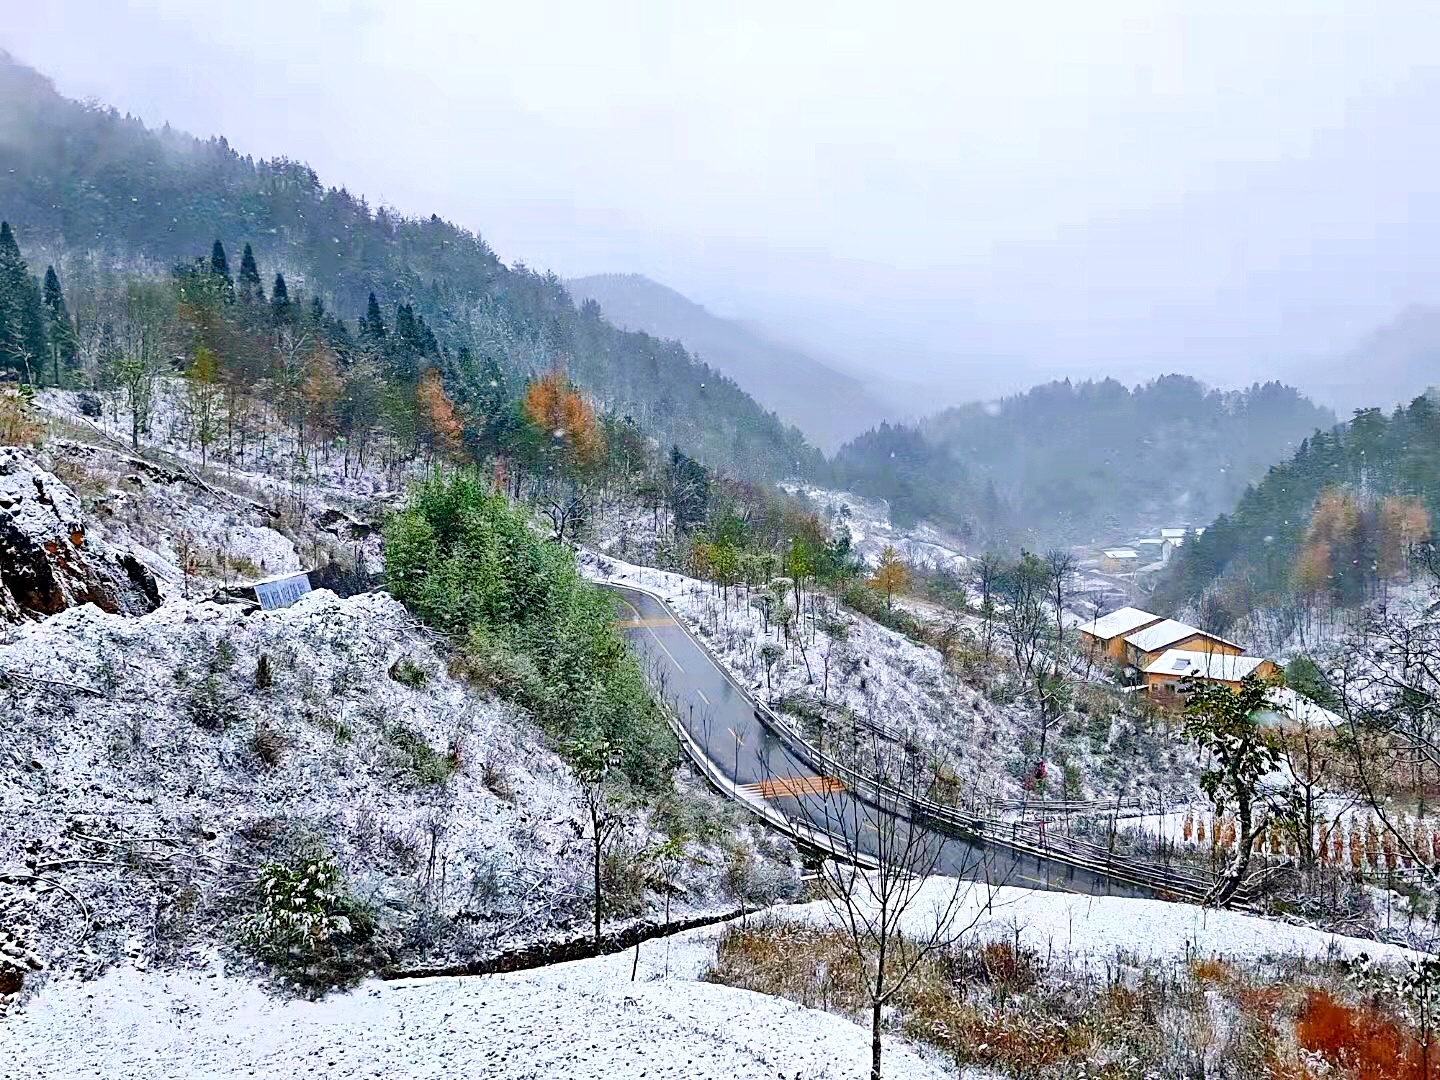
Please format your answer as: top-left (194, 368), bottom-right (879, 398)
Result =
top-left (210, 239), bottom-right (231, 280)
top-left (387, 302), bottom-right (421, 381)
top-left (360, 292), bottom-right (387, 345)
top-left (238, 243), bottom-right (263, 302)
top-left (271, 273), bottom-right (290, 323)
top-left (42, 266), bottom-right (79, 386)
top-left (473, 350), bottom-right (514, 458)
top-left (0, 222), bottom-right (50, 384)
top-left (209, 239), bottom-right (234, 301)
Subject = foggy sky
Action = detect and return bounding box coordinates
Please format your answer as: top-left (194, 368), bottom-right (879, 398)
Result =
top-left (8, 2), bottom-right (1440, 408)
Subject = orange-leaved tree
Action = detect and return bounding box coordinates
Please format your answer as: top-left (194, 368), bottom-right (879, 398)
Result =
top-left (868, 545), bottom-right (909, 614)
top-left (417, 368), bottom-right (465, 463)
top-left (523, 368), bottom-right (604, 469)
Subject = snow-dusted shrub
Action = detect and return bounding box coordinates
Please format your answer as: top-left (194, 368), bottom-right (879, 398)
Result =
top-left (388, 656), bottom-right (429, 689)
top-left (383, 721), bottom-right (455, 786)
top-left (241, 846), bottom-right (379, 990)
top-left (250, 721), bottom-right (286, 767)
top-left (186, 674), bottom-right (239, 731)
top-left (722, 843), bottom-right (800, 906)
top-left (601, 846), bottom-right (650, 918)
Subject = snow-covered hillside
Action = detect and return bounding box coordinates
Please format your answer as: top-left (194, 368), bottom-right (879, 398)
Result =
top-left (0, 587), bottom-right (592, 985)
top-left (780, 481), bottom-right (971, 572)
top-left (1, 922), bottom-right (956, 1080)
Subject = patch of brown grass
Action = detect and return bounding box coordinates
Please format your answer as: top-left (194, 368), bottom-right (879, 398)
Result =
top-left (1292, 989), bottom-right (1436, 1080)
top-left (706, 919), bottom-right (870, 1015)
top-left (706, 921), bottom-right (1440, 1080)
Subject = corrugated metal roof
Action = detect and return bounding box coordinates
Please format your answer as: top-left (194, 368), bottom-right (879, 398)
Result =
top-left (1079, 606), bottom-right (1163, 641)
top-left (1143, 649), bottom-right (1271, 681)
top-left (1160, 528), bottom-right (1188, 539)
top-left (1103, 548), bottom-right (1139, 559)
top-left (1124, 619), bottom-right (1204, 652)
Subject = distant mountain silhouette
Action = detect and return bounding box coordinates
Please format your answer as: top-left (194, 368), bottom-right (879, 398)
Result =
top-left (1295, 305), bottom-right (1440, 415)
top-left (567, 274), bottom-right (895, 451)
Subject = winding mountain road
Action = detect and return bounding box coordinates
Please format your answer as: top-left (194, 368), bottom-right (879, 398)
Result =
top-left (608, 583), bottom-right (1155, 899)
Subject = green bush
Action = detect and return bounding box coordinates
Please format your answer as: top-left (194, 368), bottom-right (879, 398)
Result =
top-left (384, 721), bottom-right (455, 786)
top-left (385, 474), bottom-right (674, 792)
top-left (241, 846), bottom-right (379, 992)
top-left (1285, 654), bottom-right (1339, 709)
top-left (388, 656), bottom-right (430, 689)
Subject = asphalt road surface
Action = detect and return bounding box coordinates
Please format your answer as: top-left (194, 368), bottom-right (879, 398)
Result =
top-left (608, 583), bottom-right (1151, 898)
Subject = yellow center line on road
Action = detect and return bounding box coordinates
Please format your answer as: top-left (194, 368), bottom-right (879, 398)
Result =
top-left (615, 597), bottom-right (686, 673)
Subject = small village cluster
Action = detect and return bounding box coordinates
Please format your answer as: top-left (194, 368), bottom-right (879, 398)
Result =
top-left (1100, 525), bottom-right (1204, 574)
top-left (1076, 604), bottom-right (1280, 706)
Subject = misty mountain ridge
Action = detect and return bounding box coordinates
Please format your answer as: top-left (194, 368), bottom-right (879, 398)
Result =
top-left (567, 273), bottom-right (896, 451)
top-left (1291, 304), bottom-right (1440, 416)
top-left (831, 374), bottom-right (1336, 548)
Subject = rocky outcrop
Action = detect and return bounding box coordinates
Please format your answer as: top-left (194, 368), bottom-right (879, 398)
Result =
top-left (0, 447), bottom-right (160, 622)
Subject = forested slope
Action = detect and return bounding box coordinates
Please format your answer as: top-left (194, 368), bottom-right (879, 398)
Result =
top-left (831, 375), bottom-right (1333, 547)
top-left (0, 53), bottom-right (819, 480)
top-left (1153, 394), bottom-right (1439, 623)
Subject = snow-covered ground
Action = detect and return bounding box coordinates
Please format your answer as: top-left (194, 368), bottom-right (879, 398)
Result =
top-left (0, 921), bottom-right (958, 1080)
top-left (38, 383), bottom-right (414, 509)
top-left (5, 876), bottom-right (1422, 1080)
top-left (0, 586), bottom-right (596, 984)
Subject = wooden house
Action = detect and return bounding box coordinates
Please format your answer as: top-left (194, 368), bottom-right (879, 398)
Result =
top-left (1101, 548), bottom-right (1140, 573)
top-left (1143, 649), bottom-right (1281, 706)
top-left (1123, 619), bottom-right (1244, 670)
top-left (1077, 606), bottom-right (1164, 663)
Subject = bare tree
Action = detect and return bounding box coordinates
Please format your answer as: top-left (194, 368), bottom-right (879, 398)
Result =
top-left (1043, 548), bottom-right (1075, 667)
top-left (1330, 587), bottom-right (1440, 881)
top-left (997, 552), bottom-right (1068, 766)
top-left (971, 551), bottom-right (1005, 664)
top-left (809, 734), bottom-right (993, 1080)
top-left (1275, 708), bottom-right (1349, 880)
top-left (569, 736), bottom-right (628, 951)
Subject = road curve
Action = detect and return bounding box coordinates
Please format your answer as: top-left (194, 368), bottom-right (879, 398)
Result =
top-left (607, 583), bottom-right (1153, 898)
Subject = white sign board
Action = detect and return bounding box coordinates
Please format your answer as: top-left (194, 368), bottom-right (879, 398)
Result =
top-left (254, 572), bottom-right (312, 611)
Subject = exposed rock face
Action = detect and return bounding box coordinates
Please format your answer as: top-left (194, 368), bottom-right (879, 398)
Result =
top-left (0, 447), bottom-right (160, 622)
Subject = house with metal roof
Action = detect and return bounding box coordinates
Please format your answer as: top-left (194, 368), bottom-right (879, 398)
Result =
top-left (1142, 649), bottom-right (1280, 706)
top-left (1077, 606), bottom-right (1164, 662)
top-left (1101, 548), bottom-right (1140, 573)
top-left (1123, 619), bottom-right (1244, 670)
